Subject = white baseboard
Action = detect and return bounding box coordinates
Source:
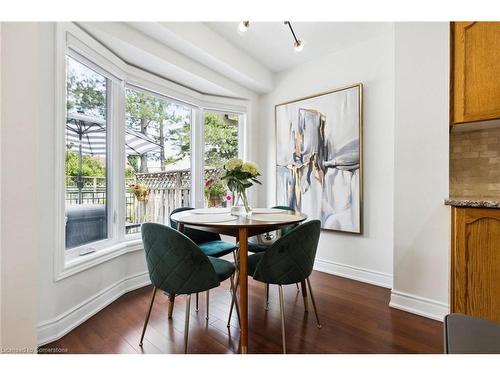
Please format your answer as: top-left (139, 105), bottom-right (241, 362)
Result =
top-left (313, 258), bottom-right (393, 289)
top-left (37, 272), bottom-right (151, 346)
top-left (389, 290), bottom-right (449, 321)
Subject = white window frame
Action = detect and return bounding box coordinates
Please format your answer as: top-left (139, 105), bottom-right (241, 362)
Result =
top-left (200, 108), bottom-right (246, 205)
top-left (63, 54), bottom-right (116, 261)
top-left (54, 23), bottom-right (249, 281)
top-left (122, 84), bottom-right (197, 242)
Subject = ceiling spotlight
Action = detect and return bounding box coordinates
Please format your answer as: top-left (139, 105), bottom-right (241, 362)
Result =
top-left (294, 39), bottom-right (304, 52)
top-left (236, 21), bottom-right (305, 52)
top-left (238, 21), bottom-right (250, 33)
top-left (284, 21), bottom-right (304, 52)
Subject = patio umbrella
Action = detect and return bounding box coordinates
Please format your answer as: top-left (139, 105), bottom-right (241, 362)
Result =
top-left (66, 112), bottom-right (161, 203)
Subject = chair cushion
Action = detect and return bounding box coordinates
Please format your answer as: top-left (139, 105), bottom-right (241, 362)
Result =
top-left (208, 257), bottom-right (235, 282)
top-left (199, 240), bottom-right (238, 257)
top-left (248, 252), bottom-right (265, 276)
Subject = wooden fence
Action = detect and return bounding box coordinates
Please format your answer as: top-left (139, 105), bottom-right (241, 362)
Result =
top-left (65, 168), bottom-right (220, 234)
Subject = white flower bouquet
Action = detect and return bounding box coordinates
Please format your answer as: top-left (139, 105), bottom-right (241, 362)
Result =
top-left (221, 158), bottom-right (261, 215)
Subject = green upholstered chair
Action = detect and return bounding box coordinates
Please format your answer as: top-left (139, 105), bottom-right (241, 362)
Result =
top-left (170, 207), bottom-right (239, 317)
top-left (139, 222), bottom-right (239, 353)
top-left (232, 205), bottom-right (301, 317)
top-left (170, 207), bottom-right (237, 257)
top-left (249, 205), bottom-right (301, 308)
top-left (231, 220), bottom-right (322, 353)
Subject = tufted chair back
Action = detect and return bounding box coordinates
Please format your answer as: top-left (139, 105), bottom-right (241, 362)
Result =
top-left (141, 223), bottom-right (220, 295)
top-left (169, 207), bottom-right (221, 244)
top-left (252, 220), bottom-right (321, 285)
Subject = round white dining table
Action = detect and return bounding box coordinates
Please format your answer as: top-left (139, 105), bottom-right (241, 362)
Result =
top-left (170, 208), bottom-right (307, 354)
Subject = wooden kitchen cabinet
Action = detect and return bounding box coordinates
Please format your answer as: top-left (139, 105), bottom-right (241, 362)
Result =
top-left (451, 22), bottom-right (500, 125)
top-left (451, 207), bottom-right (500, 322)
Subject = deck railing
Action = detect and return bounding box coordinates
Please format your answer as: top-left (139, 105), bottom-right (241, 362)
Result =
top-left (65, 168), bottom-right (222, 233)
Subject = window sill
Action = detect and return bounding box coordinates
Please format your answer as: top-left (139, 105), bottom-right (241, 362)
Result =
top-left (55, 238), bottom-right (144, 281)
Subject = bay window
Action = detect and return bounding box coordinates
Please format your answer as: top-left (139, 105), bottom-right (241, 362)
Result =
top-left (57, 25), bottom-right (247, 278)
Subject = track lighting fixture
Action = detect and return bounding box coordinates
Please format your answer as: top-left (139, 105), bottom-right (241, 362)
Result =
top-left (284, 21), bottom-right (305, 52)
top-left (293, 39), bottom-right (304, 52)
top-left (237, 21), bottom-right (305, 52)
top-left (238, 21), bottom-right (250, 33)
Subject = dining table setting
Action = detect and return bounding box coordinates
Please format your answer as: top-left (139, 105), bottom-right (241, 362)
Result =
top-left (170, 206), bottom-right (308, 353)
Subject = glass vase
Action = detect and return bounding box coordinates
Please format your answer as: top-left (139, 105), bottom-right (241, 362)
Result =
top-left (230, 190), bottom-right (252, 217)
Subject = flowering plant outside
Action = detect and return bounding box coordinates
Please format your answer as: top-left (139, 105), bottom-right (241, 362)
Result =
top-left (221, 158), bottom-right (261, 213)
top-left (128, 182), bottom-right (150, 202)
top-left (204, 178), bottom-right (226, 200)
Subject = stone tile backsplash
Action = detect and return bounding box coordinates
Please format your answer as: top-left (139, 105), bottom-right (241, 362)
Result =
top-left (450, 127), bottom-right (500, 198)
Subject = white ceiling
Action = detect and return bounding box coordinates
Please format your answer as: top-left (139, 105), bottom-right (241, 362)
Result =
top-left (204, 22), bottom-right (393, 73)
top-left (78, 22), bottom-right (250, 97)
top-left (77, 22), bottom-right (393, 97)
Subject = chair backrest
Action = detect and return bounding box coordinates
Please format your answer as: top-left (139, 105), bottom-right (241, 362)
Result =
top-left (252, 220), bottom-right (321, 285)
top-left (169, 207), bottom-right (221, 244)
top-left (272, 205), bottom-right (296, 236)
top-left (141, 222), bottom-right (220, 295)
top-left (272, 205), bottom-right (295, 210)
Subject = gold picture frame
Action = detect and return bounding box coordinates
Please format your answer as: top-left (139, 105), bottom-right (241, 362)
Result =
top-left (274, 83), bottom-right (363, 234)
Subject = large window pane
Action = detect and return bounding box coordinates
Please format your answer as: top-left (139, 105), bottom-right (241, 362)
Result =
top-left (124, 89), bottom-right (192, 234)
top-left (203, 112), bottom-right (239, 208)
top-left (65, 56), bottom-right (108, 250)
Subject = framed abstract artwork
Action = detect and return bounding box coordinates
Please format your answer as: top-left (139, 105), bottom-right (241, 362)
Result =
top-left (275, 83), bottom-right (363, 233)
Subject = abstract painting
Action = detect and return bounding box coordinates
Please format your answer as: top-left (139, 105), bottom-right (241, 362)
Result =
top-left (275, 84), bottom-right (363, 233)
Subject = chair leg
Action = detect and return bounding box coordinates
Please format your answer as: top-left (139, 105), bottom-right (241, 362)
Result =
top-left (139, 287), bottom-right (157, 347)
top-left (296, 283), bottom-right (300, 291)
top-left (206, 290), bottom-right (210, 320)
top-left (306, 278), bottom-right (322, 328)
top-left (232, 249), bottom-right (239, 267)
top-left (195, 293), bottom-right (199, 312)
top-left (265, 284), bottom-right (270, 310)
top-left (229, 274), bottom-right (241, 327)
top-left (278, 285), bottom-right (286, 354)
top-left (227, 271), bottom-right (240, 327)
top-left (184, 294), bottom-right (191, 354)
top-left (168, 294), bottom-right (175, 319)
top-left (300, 280), bottom-right (309, 312)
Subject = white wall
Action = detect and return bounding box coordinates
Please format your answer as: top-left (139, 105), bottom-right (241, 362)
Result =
top-left (256, 29), bottom-right (395, 287)
top-left (390, 23), bottom-right (450, 320)
top-left (0, 22), bottom-right (39, 351)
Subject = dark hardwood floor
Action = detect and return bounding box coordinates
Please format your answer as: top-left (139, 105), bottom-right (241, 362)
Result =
top-left (40, 271), bottom-right (444, 354)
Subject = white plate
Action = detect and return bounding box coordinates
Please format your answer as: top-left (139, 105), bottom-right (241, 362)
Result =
top-left (251, 208), bottom-right (285, 214)
top-left (250, 214), bottom-right (302, 222)
top-left (190, 208), bottom-right (231, 215)
top-left (182, 214), bottom-right (237, 224)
